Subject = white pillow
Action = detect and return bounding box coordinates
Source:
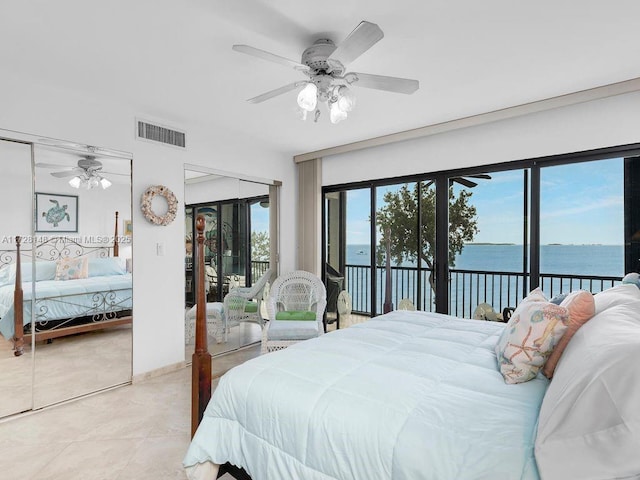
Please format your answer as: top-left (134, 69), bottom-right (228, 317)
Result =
top-left (0, 261), bottom-right (57, 286)
top-left (535, 284), bottom-right (640, 479)
top-left (87, 257), bottom-right (126, 277)
top-left (593, 282), bottom-right (640, 314)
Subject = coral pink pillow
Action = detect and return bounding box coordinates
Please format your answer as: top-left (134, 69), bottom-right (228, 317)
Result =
top-left (542, 290), bottom-right (595, 378)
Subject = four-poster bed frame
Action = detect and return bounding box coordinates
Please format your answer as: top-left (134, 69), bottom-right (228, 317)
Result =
top-left (191, 214), bottom-right (252, 480)
top-left (7, 211), bottom-right (132, 357)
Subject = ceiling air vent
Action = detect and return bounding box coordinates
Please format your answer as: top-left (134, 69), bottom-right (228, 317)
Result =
top-left (136, 119), bottom-right (186, 148)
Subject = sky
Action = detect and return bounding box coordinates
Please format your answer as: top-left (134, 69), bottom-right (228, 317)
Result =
top-left (344, 157), bottom-right (624, 245)
top-left (250, 202), bottom-right (270, 233)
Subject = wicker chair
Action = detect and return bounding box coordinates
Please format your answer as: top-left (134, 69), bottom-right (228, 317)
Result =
top-left (223, 268), bottom-right (273, 337)
top-left (261, 270), bottom-right (327, 354)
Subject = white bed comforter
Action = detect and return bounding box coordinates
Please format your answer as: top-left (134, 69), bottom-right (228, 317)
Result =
top-left (184, 311), bottom-right (548, 480)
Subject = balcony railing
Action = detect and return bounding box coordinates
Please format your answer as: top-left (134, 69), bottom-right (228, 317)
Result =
top-left (251, 260), bottom-right (270, 282)
top-left (343, 264), bottom-right (621, 318)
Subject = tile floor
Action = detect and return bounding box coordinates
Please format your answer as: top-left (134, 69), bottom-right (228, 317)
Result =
top-left (0, 326), bottom-right (132, 417)
top-left (0, 343), bottom-right (261, 480)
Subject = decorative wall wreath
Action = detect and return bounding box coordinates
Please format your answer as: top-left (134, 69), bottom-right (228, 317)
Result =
top-left (140, 185), bottom-right (178, 226)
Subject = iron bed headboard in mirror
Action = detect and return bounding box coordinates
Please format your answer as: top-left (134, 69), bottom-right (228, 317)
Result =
top-left (0, 211), bottom-right (132, 357)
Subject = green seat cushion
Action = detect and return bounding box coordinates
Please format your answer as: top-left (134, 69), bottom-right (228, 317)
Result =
top-left (243, 301), bottom-right (258, 313)
top-left (227, 299), bottom-right (259, 313)
top-left (275, 310), bottom-right (316, 321)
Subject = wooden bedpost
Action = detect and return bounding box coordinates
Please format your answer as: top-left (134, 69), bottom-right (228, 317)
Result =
top-left (113, 211), bottom-right (120, 257)
top-left (383, 228), bottom-right (393, 313)
top-left (191, 214), bottom-right (211, 437)
top-left (13, 236), bottom-right (24, 357)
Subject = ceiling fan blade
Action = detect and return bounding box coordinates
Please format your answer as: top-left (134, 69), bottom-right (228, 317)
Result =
top-left (35, 162), bottom-right (72, 169)
top-left (247, 81), bottom-right (306, 104)
top-left (101, 171), bottom-right (130, 177)
top-left (451, 177), bottom-right (478, 188)
top-left (468, 174), bottom-right (492, 180)
top-left (51, 169), bottom-right (82, 178)
top-left (232, 45), bottom-right (310, 73)
top-left (349, 72), bottom-right (419, 94)
top-left (328, 21), bottom-right (384, 67)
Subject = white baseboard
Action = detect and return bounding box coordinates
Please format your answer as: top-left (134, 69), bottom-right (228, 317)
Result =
top-left (132, 360), bottom-right (188, 383)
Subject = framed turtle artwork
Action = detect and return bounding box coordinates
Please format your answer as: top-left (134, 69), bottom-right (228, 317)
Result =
top-left (35, 192), bottom-right (78, 233)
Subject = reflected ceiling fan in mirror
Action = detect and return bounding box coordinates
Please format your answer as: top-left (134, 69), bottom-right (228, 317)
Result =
top-left (233, 21), bottom-right (419, 124)
top-left (36, 156), bottom-right (127, 190)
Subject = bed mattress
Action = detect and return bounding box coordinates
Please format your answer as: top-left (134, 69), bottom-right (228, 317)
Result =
top-left (184, 310), bottom-right (548, 480)
top-left (0, 273), bottom-right (132, 339)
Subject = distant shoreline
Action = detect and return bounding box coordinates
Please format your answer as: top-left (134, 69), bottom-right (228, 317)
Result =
top-left (346, 243), bottom-right (623, 247)
top-left (466, 243), bottom-right (622, 246)
top-left (468, 242), bottom-right (515, 246)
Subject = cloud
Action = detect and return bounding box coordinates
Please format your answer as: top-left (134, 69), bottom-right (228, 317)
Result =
top-left (541, 195), bottom-right (622, 219)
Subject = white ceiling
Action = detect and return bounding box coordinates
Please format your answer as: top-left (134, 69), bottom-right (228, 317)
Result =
top-left (3, 0), bottom-right (640, 159)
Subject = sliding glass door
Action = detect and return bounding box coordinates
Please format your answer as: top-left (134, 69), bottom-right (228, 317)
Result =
top-left (539, 158), bottom-right (624, 295)
top-left (448, 170), bottom-right (528, 319)
top-left (324, 188), bottom-right (372, 318)
top-left (322, 146), bottom-right (640, 323)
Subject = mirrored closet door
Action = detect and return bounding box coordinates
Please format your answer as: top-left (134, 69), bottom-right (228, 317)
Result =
top-left (184, 168), bottom-right (276, 360)
top-left (32, 143), bottom-right (133, 408)
top-left (0, 138), bottom-right (34, 417)
top-left (0, 130), bottom-right (133, 418)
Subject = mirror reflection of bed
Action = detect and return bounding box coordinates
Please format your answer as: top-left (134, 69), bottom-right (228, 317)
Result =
top-left (184, 166), bottom-right (276, 361)
top-left (32, 144), bottom-right (133, 408)
top-left (0, 135), bottom-right (133, 418)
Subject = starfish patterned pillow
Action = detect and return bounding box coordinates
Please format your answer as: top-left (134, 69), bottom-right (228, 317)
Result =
top-left (495, 288), bottom-right (569, 384)
top-left (55, 257), bottom-right (89, 281)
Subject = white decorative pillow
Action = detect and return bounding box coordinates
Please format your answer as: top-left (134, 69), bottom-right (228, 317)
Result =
top-left (55, 257), bottom-right (88, 281)
top-left (495, 288), bottom-right (569, 384)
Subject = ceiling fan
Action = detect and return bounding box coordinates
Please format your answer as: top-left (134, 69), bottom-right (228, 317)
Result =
top-left (233, 20), bottom-right (419, 123)
top-left (36, 157), bottom-right (127, 190)
top-left (423, 174), bottom-right (493, 189)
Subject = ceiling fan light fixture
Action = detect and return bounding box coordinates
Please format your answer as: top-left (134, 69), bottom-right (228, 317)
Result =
top-left (297, 83), bottom-right (318, 112)
top-left (68, 172), bottom-right (112, 190)
top-left (295, 106), bottom-right (308, 121)
top-left (68, 176), bottom-right (82, 188)
top-left (100, 177), bottom-right (112, 189)
top-left (87, 176), bottom-right (100, 189)
top-left (329, 101), bottom-right (348, 124)
top-left (336, 86), bottom-right (356, 112)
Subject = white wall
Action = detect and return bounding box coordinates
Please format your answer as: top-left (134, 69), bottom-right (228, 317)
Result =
top-left (0, 73), bottom-right (295, 376)
top-left (0, 140), bottom-right (32, 241)
top-left (323, 91), bottom-right (640, 185)
top-left (185, 177), bottom-right (269, 205)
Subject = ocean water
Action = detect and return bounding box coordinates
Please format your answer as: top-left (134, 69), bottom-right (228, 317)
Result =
top-left (346, 243), bottom-right (624, 277)
top-left (343, 243), bottom-right (624, 315)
